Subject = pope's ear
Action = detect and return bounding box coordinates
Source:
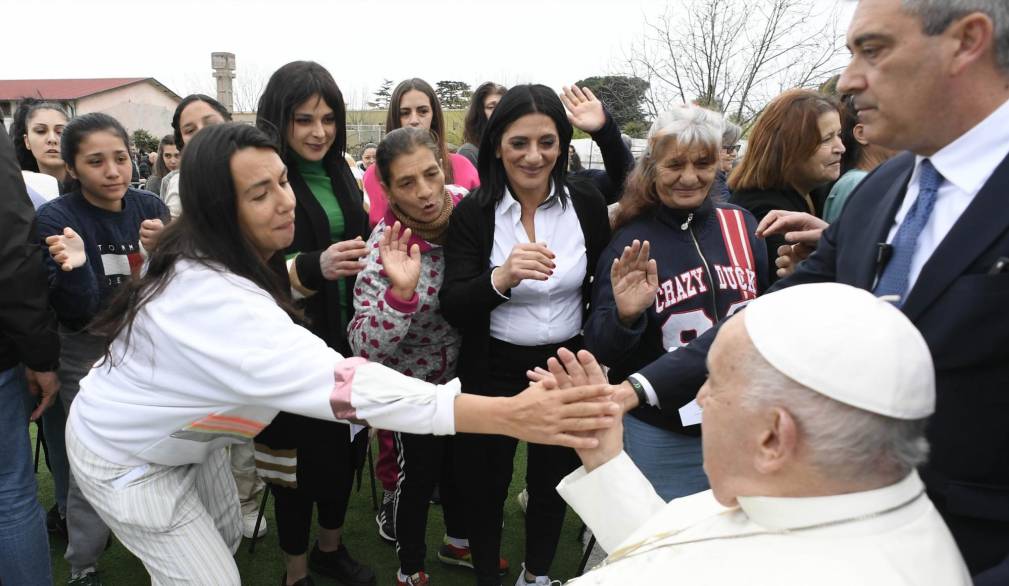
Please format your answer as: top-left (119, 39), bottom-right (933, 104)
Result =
top-left (754, 407), bottom-right (798, 474)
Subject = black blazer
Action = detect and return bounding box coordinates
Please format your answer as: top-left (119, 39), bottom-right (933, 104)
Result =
top-left (285, 157), bottom-right (368, 353)
top-left (0, 127), bottom-right (59, 372)
top-left (638, 150), bottom-right (1009, 576)
top-left (440, 176), bottom-right (611, 392)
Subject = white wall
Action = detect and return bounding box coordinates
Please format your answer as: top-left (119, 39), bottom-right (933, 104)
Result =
top-left (77, 81), bottom-right (180, 139)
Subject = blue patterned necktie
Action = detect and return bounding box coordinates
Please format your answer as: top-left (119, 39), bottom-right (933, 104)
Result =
top-left (874, 159), bottom-right (944, 305)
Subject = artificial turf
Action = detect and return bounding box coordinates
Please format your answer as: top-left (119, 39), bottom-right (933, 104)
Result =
top-left (33, 429), bottom-right (588, 585)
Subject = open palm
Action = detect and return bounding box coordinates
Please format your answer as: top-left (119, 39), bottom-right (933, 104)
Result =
top-left (45, 227), bottom-right (87, 272)
top-left (379, 221), bottom-right (421, 298)
top-left (611, 239), bottom-right (658, 325)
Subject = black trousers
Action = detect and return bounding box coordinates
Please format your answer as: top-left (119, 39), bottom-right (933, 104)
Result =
top-left (271, 427), bottom-right (367, 555)
top-left (456, 336), bottom-right (582, 586)
top-left (394, 432), bottom-right (466, 574)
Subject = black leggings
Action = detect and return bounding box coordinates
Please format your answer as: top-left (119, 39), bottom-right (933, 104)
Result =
top-left (271, 429), bottom-right (364, 556)
top-left (393, 432), bottom-right (466, 574)
top-left (272, 484), bottom-right (350, 555)
top-left (456, 336), bottom-right (581, 586)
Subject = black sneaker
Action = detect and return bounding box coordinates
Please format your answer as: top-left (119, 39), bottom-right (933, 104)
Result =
top-left (47, 504), bottom-right (68, 540)
top-left (308, 543), bottom-right (376, 586)
top-left (376, 493), bottom-right (396, 543)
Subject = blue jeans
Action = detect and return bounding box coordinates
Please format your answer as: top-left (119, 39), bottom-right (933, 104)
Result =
top-left (0, 365), bottom-right (53, 585)
top-left (623, 413), bottom-right (709, 502)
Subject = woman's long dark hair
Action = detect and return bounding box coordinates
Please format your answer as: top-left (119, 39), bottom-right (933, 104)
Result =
top-left (60, 113), bottom-right (131, 194)
top-left (171, 94), bottom-right (232, 149)
top-left (255, 60), bottom-right (347, 167)
top-left (154, 134), bottom-right (175, 177)
top-left (9, 98), bottom-right (70, 172)
top-left (386, 78), bottom-right (455, 184)
top-left (477, 84), bottom-right (572, 205)
top-left (462, 81), bottom-right (507, 146)
top-left (90, 123), bottom-right (302, 364)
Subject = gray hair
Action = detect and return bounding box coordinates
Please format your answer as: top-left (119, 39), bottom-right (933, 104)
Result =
top-left (646, 104), bottom-right (723, 158)
top-left (901, 0), bottom-right (1009, 71)
top-left (722, 121), bottom-right (743, 147)
top-left (740, 341), bottom-right (929, 481)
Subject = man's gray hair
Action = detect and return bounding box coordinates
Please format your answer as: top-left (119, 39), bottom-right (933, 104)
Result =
top-left (902, 0), bottom-right (1009, 71)
top-left (722, 121), bottom-right (743, 148)
top-left (646, 104), bottom-right (723, 158)
top-left (740, 341), bottom-right (929, 480)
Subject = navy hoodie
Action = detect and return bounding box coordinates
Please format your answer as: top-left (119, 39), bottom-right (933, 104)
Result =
top-left (584, 197), bottom-right (768, 434)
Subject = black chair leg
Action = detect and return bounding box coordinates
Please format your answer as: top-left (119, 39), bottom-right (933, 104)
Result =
top-left (367, 439), bottom-right (378, 511)
top-left (34, 423), bottom-right (43, 473)
top-left (577, 533), bottom-right (597, 576)
top-left (247, 484), bottom-right (272, 554)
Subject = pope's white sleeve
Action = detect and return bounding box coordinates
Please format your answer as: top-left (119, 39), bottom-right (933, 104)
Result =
top-left (556, 451), bottom-right (666, 553)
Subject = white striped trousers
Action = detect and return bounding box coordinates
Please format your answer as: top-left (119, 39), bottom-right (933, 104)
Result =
top-left (66, 418), bottom-right (243, 585)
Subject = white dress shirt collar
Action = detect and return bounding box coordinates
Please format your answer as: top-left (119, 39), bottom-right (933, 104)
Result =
top-left (737, 471), bottom-right (924, 531)
top-left (919, 96), bottom-right (1009, 195)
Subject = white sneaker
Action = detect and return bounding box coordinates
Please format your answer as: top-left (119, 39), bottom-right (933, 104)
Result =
top-left (514, 563), bottom-right (561, 586)
top-left (516, 488), bottom-right (529, 514)
top-left (242, 510), bottom-right (267, 539)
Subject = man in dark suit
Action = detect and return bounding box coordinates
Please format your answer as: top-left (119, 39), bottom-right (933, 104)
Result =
top-left (594, 1), bottom-right (1009, 582)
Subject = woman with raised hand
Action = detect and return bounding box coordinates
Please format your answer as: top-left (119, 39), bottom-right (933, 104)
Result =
top-left (348, 126), bottom-right (483, 586)
top-left (37, 112), bottom-right (170, 586)
top-left (62, 121), bottom-right (616, 586)
top-left (584, 104), bottom-right (767, 501)
top-left (363, 78), bottom-right (480, 227)
top-left (559, 85), bottom-right (635, 205)
top-left (253, 60), bottom-right (375, 586)
top-left (727, 89), bottom-right (844, 284)
top-left (440, 84), bottom-right (611, 586)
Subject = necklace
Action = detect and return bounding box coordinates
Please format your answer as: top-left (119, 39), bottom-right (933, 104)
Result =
top-left (595, 488), bottom-right (926, 572)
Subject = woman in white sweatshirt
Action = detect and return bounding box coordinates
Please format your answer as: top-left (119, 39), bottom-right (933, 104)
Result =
top-left (62, 123), bottom-right (617, 585)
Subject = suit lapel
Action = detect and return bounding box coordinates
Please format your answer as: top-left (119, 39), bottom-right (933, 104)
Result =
top-left (852, 154), bottom-right (915, 290)
top-left (902, 152), bottom-right (1009, 320)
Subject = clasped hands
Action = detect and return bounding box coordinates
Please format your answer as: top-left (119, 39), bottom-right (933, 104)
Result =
top-left (524, 348), bottom-right (625, 472)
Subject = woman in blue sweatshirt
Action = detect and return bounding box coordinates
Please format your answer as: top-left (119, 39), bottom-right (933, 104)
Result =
top-left (584, 104), bottom-right (768, 502)
top-left (38, 112), bottom-right (169, 585)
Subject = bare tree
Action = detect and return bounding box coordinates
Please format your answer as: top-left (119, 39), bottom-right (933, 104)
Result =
top-left (626, 0), bottom-right (846, 127)
top-left (232, 64), bottom-right (271, 112)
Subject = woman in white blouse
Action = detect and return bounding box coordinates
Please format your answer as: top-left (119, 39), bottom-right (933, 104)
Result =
top-left (440, 84), bottom-right (611, 586)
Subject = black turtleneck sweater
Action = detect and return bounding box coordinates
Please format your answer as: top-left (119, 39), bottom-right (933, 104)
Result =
top-left (584, 197), bottom-right (768, 434)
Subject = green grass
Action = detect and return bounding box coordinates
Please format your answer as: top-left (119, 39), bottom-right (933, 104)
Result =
top-left (33, 428), bottom-right (587, 585)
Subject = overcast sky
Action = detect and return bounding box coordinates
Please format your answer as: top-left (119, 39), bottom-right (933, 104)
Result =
top-left (2, 0), bottom-right (855, 108)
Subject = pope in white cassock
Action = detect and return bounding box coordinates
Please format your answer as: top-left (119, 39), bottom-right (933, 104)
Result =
top-left (545, 283), bottom-right (971, 585)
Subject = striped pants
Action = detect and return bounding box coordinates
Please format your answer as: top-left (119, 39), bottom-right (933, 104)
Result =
top-left (66, 418), bottom-right (243, 585)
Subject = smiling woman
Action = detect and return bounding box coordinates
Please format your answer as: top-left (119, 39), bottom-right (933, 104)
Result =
top-left (253, 60), bottom-right (377, 586)
top-left (585, 103), bottom-right (768, 502)
top-left (439, 84), bottom-right (611, 586)
top-left (728, 89), bottom-right (844, 284)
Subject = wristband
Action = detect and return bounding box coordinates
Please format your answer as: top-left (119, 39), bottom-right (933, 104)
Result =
top-left (627, 376), bottom-right (649, 407)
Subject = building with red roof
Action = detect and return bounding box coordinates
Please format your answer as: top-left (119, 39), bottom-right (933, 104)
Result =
top-left (0, 77), bottom-right (182, 138)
